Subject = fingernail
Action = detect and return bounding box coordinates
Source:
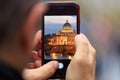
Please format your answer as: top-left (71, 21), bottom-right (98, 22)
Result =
top-left (32, 51), bottom-right (37, 57)
top-left (76, 34), bottom-right (83, 41)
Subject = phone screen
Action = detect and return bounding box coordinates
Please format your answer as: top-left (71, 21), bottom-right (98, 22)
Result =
top-left (44, 15), bottom-right (77, 60)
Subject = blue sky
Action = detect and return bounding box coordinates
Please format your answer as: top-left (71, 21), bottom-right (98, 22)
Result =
top-left (44, 16), bottom-right (77, 35)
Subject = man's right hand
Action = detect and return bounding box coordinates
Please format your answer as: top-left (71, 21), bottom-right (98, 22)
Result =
top-left (66, 34), bottom-right (96, 80)
top-left (23, 30), bottom-right (59, 80)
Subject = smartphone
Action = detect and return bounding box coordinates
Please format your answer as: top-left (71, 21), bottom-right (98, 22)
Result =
top-left (42, 1), bottom-right (80, 79)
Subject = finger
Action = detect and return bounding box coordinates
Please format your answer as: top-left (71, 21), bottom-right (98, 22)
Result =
top-left (26, 63), bottom-right (34, 69)
top-left (33, 30), bottom-right (42, 50)
top-left (88, 47), bottom-right (96, 64)
top-left (80, 33), bottom-right (92, 46)
top-left (34, 60), bottom-right (41, 68)
top-left (80, 34), bottom-right (96, 62)
top-left (32, 51), bottom-right (42, 67)
top-left (74, 34), bottom-right (89, 60)
top-left (34, 61), bottom-right (59, 80)
top-left (32, 51), bottom-right (41, 60)
top-left (80, 34), bottom-right (96, 56)
top-left (38, 49), bottom-right (42, 58)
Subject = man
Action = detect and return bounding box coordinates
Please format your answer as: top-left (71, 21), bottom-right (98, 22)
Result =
top-left (0, 0), bottom-right (96, 80)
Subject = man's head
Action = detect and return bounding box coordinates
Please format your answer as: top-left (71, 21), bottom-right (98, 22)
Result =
top-left (0, 0), bottom-right (46, 71)
top-left (0, 0), bottom-right (37, 46)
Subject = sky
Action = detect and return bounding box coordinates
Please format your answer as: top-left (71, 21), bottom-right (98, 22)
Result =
top-left (44, 16), bottom-right (77, 35)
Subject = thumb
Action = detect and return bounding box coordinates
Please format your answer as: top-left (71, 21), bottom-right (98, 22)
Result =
top-left (36, 61), bottom-right (59, 80)
top-left (23, 61), bottom-right (59, 80)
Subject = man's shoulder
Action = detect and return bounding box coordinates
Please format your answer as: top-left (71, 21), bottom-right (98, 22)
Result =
top-left (0, 61), bottom-right (23, 80)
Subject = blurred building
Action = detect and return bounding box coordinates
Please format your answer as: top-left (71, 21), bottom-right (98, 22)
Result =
top-left (45, 20), bottom-right (76, 59)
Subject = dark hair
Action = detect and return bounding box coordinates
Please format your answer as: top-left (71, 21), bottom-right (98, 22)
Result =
top-left (0, 0), bottom-right (39, 46)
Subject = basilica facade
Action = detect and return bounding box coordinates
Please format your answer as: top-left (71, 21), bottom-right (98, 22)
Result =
top-left (45, 20), bottom-right (76, 59)
top-left (49, 20), bottom-right (76, 45)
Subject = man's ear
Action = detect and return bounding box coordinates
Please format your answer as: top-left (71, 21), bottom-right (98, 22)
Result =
top-left (20, 3), bottom-right (47, 51)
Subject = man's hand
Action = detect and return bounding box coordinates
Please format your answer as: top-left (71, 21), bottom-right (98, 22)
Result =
top-left (22, 30), bottom-right (59, 80)
top-left (66, 34), bottom-right (96, 80)
top-left (23, 31), bottom-right (96, 80)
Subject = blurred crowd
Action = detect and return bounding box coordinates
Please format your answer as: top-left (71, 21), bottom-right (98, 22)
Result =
top-left (45, 0), bottom-right (120, 80)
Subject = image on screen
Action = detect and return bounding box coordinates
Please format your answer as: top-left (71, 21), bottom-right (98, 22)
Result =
top-left (44, 16), bottom-right (77, 60)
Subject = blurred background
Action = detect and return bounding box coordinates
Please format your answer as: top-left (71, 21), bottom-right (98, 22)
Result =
top-left (43, 0), bottom-right (120, 80)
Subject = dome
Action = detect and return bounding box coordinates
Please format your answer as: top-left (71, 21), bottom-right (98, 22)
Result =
top-left (56, 20), bottom-right (76, 35)
top-left (63, 20), bottom-right (72, 28)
